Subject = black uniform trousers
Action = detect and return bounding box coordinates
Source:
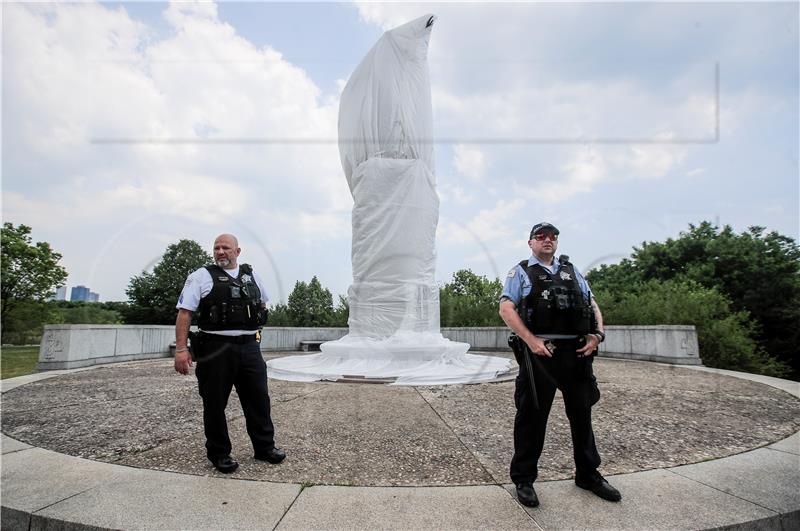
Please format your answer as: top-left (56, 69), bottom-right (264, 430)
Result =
top-left (510, 337), bottom-right (601, 484)
top-left (194, 333), bottom-right (276, 460)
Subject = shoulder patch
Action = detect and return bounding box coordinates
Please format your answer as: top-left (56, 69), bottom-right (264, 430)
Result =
top-left (507, 268), bottom-right (517, 278)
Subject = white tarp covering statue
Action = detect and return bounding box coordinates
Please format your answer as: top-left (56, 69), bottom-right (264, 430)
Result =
top-left (267, 14), bottom-right (512, 385)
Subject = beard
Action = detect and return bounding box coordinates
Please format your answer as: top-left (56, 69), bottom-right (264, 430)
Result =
top-left (215, 257), bottom-right (231, 268)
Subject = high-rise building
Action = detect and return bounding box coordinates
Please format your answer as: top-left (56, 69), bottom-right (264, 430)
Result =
top-left (89, 291), bottom-right (100, 302)
top-left (70, 285), bottom-right (91, 302)
top-left (50, 286), bottom-right (67, 301)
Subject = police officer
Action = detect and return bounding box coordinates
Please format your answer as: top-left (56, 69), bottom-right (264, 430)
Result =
top-left (174, 233), bottom-right (285, 473)
top-left (499, 222), bottom-right (620, 507)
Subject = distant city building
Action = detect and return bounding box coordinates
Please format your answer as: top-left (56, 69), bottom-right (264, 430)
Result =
top-left (70, 286), bottom-right (90, 301)
top-left (51, 286), bottom-right (67, 301)
top-left (70, 285), bottom-right (100, 302)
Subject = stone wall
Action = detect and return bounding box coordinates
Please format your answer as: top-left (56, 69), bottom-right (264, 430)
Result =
top-left (37, 325), bottom-right (175, 371)
top-left (37, 324), bottom-right (701, 370)
top-left (599, 325), bottom-right (701, 365)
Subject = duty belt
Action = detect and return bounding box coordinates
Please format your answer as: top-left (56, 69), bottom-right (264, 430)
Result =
top-left (199, 332), bottom-right (257, 344)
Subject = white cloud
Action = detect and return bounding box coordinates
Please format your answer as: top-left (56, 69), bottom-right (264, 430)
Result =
top-left (4, 2), bottom-right (795, 301)
top-left (439, 198), bottom-right (525, 247)
top-left (624, 145), bottom-right (687, 181)
top-left (686, 168), bottom-right (707, 178)
top-left (452, 144), bottom-right (487, 182)
top-left (438, 183), bottom-right (474, 206)
top-left (357, 2), bottom-right (721, 208)
top-left (354, 3), bottom-right (424, 31)
top-left (3, 1), bottom-right (350, 299)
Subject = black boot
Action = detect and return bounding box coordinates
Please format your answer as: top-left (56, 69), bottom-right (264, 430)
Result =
top-left (515, 482), bottom-right (540, 507)
top-left (575, 471), bottom-right (621, 502)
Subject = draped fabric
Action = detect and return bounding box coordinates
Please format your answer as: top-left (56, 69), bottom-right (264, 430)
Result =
top-left (267, 15), bottom-right (511, 385)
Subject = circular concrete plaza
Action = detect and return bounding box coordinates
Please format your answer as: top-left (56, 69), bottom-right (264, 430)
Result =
top-left (2, 352), bottom-right (799, 487)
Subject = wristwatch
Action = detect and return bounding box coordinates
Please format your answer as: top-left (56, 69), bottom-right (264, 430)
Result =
top-left (593, 331), bottom-right (606, 343)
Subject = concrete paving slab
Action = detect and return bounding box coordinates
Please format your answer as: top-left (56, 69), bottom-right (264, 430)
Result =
top-left (1, 371), bottom-right (67, 392)
top-left (257, 383), bottom-right (493, 486)
top-left (1, 448), bottom-right (124, 513)
top-left (32, 470), bottom-right (301, 531)
top-left (6, 357), bottom-right (798, 488)
top-left (769, 431), bottom-right (800, 456)
top-left (276, 485), bottom-right (540, 530)
top-left (684, 366), bottom-right (800, 398)
top-left (510, 469), bottom-right (778, 530)
top-left (1, 507), bottom-right (33, 531)
top-left (671, 447), bottom-right (800, 514)
top-left (2, 362), bottom-right (194, 414)
top-left (1, 433), bottom-right (32, 454)
top-left (2, 392), bottom-right (204, 462)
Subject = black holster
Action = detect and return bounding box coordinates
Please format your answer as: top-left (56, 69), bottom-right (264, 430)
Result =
top-left (187, 331), bottom-right (200, 361)
top-left (509, 333), bottom-right (539, 410)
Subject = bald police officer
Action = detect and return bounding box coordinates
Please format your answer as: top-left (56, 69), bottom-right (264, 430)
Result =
top-left (499, 222), bottom-right (620, 507)
top-left (175, 233), bottom-right (285, 473)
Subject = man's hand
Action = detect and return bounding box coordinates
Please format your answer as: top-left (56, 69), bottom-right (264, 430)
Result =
top-left (174, 349), bottom-right (193, 375)
top-left (526, 336), bottom-right (553, 357)
top-left (577, 334), bottom-right (600, 357)
top-left (499, 299), bottom-right (552, 357)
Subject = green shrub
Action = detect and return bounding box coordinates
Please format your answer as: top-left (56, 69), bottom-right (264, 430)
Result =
top-left (594, 279), bottom-right (789, 377)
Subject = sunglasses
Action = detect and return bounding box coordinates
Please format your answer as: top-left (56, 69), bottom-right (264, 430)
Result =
top-left (532, 233), bottom-right (558, 242)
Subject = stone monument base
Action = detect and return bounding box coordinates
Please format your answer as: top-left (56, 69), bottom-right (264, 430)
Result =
top-left (266, 332), bottom-right (513, 385)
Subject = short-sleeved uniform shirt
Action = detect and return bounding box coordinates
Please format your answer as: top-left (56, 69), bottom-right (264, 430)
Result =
top-left (176, 265), bottom-right (269, 336)
top-left (500, 255), bottom-right (592, 339)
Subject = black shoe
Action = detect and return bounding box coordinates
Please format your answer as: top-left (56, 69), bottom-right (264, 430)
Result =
top-left (210, 455), bottom-right (239, 474)
top-left (515, 482), bottom-right (539, 507)
top-left (575, 471), bottom-right (621, 502)
top-left (254, 447), bottom-right (286, 464)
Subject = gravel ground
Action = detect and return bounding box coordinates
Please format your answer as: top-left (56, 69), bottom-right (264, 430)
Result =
top-left (2, 354), bottom-right (798, 487)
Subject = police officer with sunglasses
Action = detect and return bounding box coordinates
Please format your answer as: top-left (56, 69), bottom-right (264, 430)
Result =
top-left (499, 222), bottom-right (620, 507)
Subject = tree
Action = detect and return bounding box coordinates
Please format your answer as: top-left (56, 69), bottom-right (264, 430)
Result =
top-left (1, 300), bottom-right (61, 345)
top-left (588, 222), bottom-right (800, 378)
top-left (330, 295), bottom-right (350, 327)
top-left (286, 276), bottom-right (335, 326)
top-left (1, 223), bottom-right (68, 318)
top-left (1, 223), bottom-right (68, 343)
top-left (266, 302), bottom-right (293, 326)
top-left (125, 240), bottom-right (212, 324)
top-left (439, 269), bottom-right (504, 327)
top-left (50, 300), bottom-right (123, 325)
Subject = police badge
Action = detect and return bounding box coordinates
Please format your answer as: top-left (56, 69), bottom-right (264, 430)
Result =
top-left (559, 271), bottom-right (572, 281)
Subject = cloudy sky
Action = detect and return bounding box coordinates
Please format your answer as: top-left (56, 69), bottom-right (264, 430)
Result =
top-left (3, 1), bottom-right (798, 303)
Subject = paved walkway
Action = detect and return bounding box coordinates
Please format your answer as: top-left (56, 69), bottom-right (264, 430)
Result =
top-left (2, 356), bottom-right (799, 530)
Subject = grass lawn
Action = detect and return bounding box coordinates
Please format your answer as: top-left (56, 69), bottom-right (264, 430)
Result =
top-left (1, 346), bottom-right (40, 379)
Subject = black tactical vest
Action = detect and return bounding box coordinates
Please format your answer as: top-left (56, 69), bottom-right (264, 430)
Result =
top-left (517, 256), bottom-right (594, 336)
top-left (197, 264), bottom-right (267, 330)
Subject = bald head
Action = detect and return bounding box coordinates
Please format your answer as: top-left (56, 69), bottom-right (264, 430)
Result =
top-left (213, 234), bottom-right (241, 269)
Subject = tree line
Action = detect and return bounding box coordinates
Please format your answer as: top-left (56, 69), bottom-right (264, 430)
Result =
top-left (2, 221), bottom-right (797, 379)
